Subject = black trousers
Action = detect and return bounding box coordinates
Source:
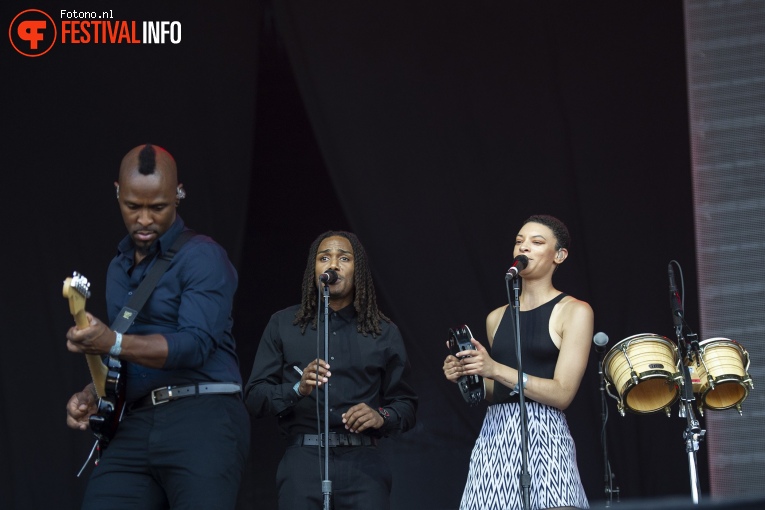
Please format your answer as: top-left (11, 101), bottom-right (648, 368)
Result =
top-left (81, 394), bottom-right (250, 510)
top-left (276, 442), bottom-right (392, 510)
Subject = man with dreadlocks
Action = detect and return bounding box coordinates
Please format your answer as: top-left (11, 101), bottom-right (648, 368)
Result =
top-left (65, 144), bottom-right (249, 509)
top-left (245, 230), bottom-right (418, 509)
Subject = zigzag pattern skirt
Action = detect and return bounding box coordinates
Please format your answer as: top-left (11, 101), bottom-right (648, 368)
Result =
top-left (460, 401), bottom-right (589, 510)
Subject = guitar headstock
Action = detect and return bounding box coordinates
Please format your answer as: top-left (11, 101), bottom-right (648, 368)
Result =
top-left (62, 271), bottom-right (91, 317)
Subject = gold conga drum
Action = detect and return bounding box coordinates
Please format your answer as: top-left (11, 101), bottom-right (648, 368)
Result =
top-left (603, 333), bottom-right (683, 416)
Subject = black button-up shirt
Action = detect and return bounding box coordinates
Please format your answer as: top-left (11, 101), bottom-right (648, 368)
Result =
top-left (244, 304), bottom-right (417, 437)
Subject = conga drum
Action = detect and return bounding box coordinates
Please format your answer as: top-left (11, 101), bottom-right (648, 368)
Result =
top-left (603, 333), bottom-right (683, 416)
top-left (688, 337), bottom-right (753, 415)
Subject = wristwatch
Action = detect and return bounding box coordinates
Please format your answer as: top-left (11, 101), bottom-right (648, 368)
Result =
top-left (377, 407), bottom-right (390, 421)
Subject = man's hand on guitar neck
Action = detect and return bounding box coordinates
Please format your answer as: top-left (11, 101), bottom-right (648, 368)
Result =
top-left (66, 383), bottom-right (98, 431)
top-left (66, 311), bottom-right (170, 369)
top-left (66, 312), bottom-right (117, 356)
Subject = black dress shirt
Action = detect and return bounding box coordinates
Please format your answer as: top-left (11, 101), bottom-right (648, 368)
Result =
top-left (244, 304), bottom-right (417, 437)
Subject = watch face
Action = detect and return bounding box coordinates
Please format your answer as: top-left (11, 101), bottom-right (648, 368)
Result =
top-left (378, 407), bottom-right (390, 419)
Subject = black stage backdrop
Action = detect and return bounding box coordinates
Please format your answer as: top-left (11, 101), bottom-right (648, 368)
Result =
top-left (3, 1), bottom-right (711, 509)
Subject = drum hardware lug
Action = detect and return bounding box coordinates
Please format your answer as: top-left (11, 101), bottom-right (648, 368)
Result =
top-left (664, 406), bottom-right (672, 418)
top-left (629, 370), bottom-right (640, 388)
top-left (706, 374), bottom-right (716, 390)
top-left (736, 403), bottom-right (743, 416)
top-left (697, 404), bottom-right (705, 417)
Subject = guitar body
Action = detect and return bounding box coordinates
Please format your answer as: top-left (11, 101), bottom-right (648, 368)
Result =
top-left (63, 272), bottom-right (126, 450)
top-left (89, 354), bottom-right (126, 448)
top-left (448, 324), bottom-right (485, 406)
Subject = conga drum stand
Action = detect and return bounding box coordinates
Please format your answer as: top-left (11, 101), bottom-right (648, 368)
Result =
top-left (677, 349), bottom-right (705, 505)
top-left (669, 260), bottom-right (705, 504)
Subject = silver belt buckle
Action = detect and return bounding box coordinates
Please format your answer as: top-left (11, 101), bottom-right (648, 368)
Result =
top-left (151, 386), bottom-right (172, 405)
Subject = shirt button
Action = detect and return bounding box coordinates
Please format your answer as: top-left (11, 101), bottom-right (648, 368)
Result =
top-left (333, 332), bottom-right (337, 335)
top-left (128, 291), bottom-right (133, 295)
top-left (330, 356), bottom-right (335, 360)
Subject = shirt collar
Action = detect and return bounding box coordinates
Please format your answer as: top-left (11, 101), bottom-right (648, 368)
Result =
top-left (117, 215), bottom-right (186, 261)
top-left (329, 303), bottom-right (356, 323)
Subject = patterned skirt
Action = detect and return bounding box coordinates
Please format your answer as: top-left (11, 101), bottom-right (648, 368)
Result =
top-left (460, 401), bottom-right (589, 510)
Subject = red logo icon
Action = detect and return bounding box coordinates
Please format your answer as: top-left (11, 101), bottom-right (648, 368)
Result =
top-left (9, 9), bottom-right (57, 57)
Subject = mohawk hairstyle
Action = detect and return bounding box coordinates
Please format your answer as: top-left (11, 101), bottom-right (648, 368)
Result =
top-left (138, 144), bottom-right (156, 175)
top-left (293, 231), bottom-right (390, 337)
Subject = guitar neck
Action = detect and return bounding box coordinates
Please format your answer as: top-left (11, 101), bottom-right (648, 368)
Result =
top-left (73, 309), bottom-right (108, 398)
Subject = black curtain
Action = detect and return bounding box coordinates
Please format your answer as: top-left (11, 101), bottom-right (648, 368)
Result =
top-left (3, 1), bottom-right (711, 509)
top-left (255, 1), bottom-right (703, 508)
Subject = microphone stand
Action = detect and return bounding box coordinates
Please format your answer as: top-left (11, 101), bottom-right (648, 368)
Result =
top-left (675, 326), bottom-right (704, 505)
top-left (669, 260), bottom-right (704, 505)
top-left (506, 274), bottom-right (530, 510)
top-left (598, 350), bottom-right (620, 506)
top-left (321, 282), bottom-right (332, 510)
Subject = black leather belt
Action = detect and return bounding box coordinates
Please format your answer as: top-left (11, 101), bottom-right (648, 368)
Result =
top-left (289, 432), bottom-right (377, 447)
top-left (130, 383), bottom-right (241, 411)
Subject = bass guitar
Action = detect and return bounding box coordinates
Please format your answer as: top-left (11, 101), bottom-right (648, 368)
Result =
top-left (62, 272), bottom-right (125, 450)
top-left (448, 324), bottom-right (485, 406)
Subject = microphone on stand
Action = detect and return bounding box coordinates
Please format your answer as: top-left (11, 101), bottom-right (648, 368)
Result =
top-left (593, 332), bottom-right (609, 396)
top-left (506, 255), bottom-right (529, 279)
top-left (593, 331), bottom-right (619, 506)
top-left (668, 261), bottom-right (697, 362)
top-left (319, 269), bottom-right (338, 284)
top-left (668, 263), bottom-right (683, 329)
top-left (593, 332), bottom-right (609, 354)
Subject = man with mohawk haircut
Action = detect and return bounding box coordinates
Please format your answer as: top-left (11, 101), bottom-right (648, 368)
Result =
top-left (245, 230), bottom-right (418, 509)
top-left (65, 144), bottom-right (250, 510)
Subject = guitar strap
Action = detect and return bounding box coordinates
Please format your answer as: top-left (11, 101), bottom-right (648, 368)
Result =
top-left (110, 229), bottom-right (196, 334)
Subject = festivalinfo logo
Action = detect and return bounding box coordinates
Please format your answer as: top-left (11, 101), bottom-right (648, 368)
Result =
top-left (9, 8), bottom-right (182, 57)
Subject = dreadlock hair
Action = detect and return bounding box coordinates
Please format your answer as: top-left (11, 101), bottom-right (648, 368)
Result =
top-left (293, 231), bottom-right (390, 337)
top-left (524, 214), bottom-right (571, 251)
top-left (138, 144), bottom-right (156, 175)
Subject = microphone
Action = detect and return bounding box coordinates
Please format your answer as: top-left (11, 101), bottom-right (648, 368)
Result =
top-left (594, 332), bottom-right (608, 398)
top-left (319, 269), bottom-right (338, 284)
top-left (668, 263), bottom-right (683, 329)
top-left (506, 255), bottom-right (529, 279)
top-left (593, 332), bottom-right (609, 354)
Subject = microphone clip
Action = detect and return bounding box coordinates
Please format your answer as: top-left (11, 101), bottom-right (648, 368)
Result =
top-left (686, 332), bottom-right (700, 365)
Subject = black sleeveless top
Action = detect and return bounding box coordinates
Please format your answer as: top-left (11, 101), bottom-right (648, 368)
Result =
top-left (491, 293), bottom-right (567, 405)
